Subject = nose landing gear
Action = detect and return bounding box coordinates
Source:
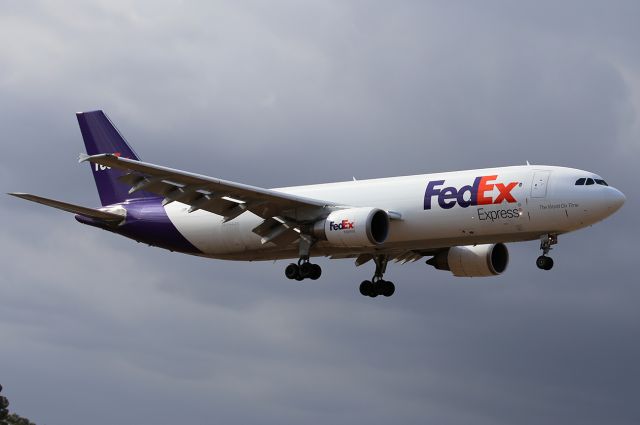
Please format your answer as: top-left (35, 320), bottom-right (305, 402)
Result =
top-left (536, 255), bottom-right (554, 270)
top-left (359, 255), bottom-right (395, 297)
top-left (536, 234), bottom-right (557, 270)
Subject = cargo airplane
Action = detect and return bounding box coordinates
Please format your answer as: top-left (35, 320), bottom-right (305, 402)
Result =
top-left (9, 111), bottom-right (626, 297)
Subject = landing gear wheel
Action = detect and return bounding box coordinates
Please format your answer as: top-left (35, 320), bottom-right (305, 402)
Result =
top-left (309, 264), bottom-right (322, 280)
top-left (286, 261), bottom-right (321, 281)
top-left (372, 280), bottom-right (384, 296)
top-left (380, 280), bottom-right (395, 297)
top-left (359, 280), bottom-right (373, 297)
top-left (545, 257), bottom-right (554, 270)
top-left (359, 279), bottom-right (394, 297)
top-left (285, 263), bottom-right (299, 280)
top-left (299, 262), bottom-right (314, 279)
top-left (536, 256), bottom-right (554, 270)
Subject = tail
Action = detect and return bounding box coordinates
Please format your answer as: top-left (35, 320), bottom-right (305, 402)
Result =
top-left (76, 110), bottom-right (154, 206)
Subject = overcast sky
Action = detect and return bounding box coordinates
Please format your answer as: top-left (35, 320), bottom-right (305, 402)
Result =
top-left (1, 1), bottom-right (639, 424)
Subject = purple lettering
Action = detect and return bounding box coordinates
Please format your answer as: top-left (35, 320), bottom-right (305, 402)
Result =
top-left (438, 187), bottom-right (458, 209)
top-left (424, 180), bottom-right (444, 210)
top-left (456, 185), bottom-right (474, 208)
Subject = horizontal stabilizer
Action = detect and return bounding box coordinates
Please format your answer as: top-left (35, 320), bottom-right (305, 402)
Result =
top-left (8, 193), bottom-right (125, 222)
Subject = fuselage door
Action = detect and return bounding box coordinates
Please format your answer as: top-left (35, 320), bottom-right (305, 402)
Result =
top-left (531, 170), bottom-right (551, 198)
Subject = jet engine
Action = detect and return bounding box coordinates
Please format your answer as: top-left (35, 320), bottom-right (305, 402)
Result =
top-left (426, 243), bottom-right (509, 277)
top-left (314, 207), bottom-right (389, 248)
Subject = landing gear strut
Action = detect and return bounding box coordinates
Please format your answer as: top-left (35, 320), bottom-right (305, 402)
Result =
top-left (359, 255), bottom-right (395, 297)
top-left (536, 233), bottom-right (557, 270)
top-left (285, 235), bottom-right (322, 281)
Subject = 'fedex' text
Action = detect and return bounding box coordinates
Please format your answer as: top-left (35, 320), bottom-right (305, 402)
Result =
top-left (424, 175), bottom-right (518, 210)
top-left (329, 220), bottom-right (355, 231)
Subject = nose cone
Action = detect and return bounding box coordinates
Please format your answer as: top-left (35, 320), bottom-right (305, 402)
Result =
top-left (582, 186), bottom-right (625, 225)
top-left (608, 187), bottom-right (626, 213)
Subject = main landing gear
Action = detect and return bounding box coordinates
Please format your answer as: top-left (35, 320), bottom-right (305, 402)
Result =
top-left (536, 233), bottom-right (557, 271)
top-left (285, 259), bottom-right (322, 281)
top-left (359, 255), bottom-right (395, 298)
top-left (285, 235), bottom-right (322, 281)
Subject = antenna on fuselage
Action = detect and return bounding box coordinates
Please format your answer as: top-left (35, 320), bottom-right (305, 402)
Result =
top-left (526, 160), bottom-right (531, 166)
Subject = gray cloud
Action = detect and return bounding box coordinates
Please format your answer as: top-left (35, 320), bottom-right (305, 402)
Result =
top-left (1, 1), bottom-right (639, 424)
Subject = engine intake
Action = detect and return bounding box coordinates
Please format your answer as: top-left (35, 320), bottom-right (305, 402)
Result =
top-left (314, 207), bottom-right (389, 247)
top-left (426, 243), bottom-right (509, 277)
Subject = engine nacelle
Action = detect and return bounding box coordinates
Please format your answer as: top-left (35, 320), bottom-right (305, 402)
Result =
top-left (427, 243), bottom-right (509, 277)
top-left (314, 207), bottom-right (389, 248)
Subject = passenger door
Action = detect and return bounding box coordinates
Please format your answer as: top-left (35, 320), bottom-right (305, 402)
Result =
top-left (531, 171), bottom-right (551, 198)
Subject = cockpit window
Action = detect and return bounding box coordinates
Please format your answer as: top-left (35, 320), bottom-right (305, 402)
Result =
top-left (576, 177), bottom-right (609, 186)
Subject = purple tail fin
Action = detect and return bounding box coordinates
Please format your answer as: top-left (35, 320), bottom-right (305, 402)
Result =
top-left (77, 110), bottom-right (154, 206)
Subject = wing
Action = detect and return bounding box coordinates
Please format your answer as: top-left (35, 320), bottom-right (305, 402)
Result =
top-left (80, 153), bottom-right (339, 245)
top-left (80, 153), bottom-right (336, 220)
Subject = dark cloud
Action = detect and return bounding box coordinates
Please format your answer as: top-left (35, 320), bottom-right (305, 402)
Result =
top-left (1, 1), bottom-right (639, 425)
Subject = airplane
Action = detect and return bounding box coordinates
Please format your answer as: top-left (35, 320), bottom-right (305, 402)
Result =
top-left (9, 110), bottom-right (626, 297)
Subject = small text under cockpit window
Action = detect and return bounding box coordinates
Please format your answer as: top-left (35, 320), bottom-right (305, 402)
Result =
top-left (575, 178), bottom-right (586, 185)
top-left (586, 178), bottom-right (595, 185)
top-left (595, 179), bottom-right (608, 186)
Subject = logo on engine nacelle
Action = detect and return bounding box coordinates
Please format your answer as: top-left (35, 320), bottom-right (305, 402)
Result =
top-left (329, 219), bottom-right (355, 231)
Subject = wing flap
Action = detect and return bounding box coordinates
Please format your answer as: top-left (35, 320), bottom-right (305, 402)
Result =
top-left (8, 193), bottom-right (125, 222)
top-left (252, 217), bottom-right (300, 245)
top-left (392, 251), bottom-right (424, 264)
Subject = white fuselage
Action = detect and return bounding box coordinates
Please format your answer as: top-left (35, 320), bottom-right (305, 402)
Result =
top-left (161, 165), bottom-right (625, 260)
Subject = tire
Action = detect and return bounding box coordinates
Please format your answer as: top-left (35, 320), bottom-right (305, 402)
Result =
top-left (536, 256), bottom-right (547, 270)
top-left (310, 264), bottom-right (322, 280)
top-left (359, 280), bottom-right (373, 296)
top-left (285, 263), bottom-right (299, 280)
top-left (536, 256), bottom-right (554, 271)
top-left (381, 281), bottom-right (395, 297)
top-left (299, 262), bottom-right (314, 279)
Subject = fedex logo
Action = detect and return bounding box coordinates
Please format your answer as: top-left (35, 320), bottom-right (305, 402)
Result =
top-left (329, 219), bottom-right (355, 231)
top-left (424, 175), bottom-right (518, 210)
